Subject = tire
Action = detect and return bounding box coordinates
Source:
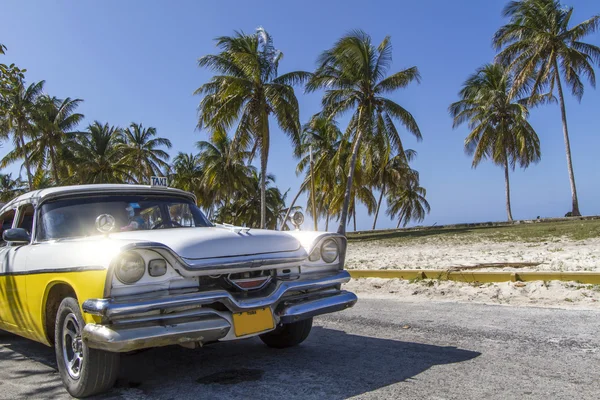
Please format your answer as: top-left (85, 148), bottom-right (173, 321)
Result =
top-left (259, 317), bottom-right (313, 349)
top-left (54, 297), bottom-right (120, 398)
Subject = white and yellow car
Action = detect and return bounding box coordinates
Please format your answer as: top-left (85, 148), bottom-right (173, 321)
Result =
top-left (0, 184), bottom-right (356, 397)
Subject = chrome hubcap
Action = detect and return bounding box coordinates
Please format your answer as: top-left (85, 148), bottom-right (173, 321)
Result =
top-left (62, 314), bottom-right (83, 379)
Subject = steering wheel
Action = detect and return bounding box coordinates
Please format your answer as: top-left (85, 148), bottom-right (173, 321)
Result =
top-left (151, 220), bottom-right (182, 230)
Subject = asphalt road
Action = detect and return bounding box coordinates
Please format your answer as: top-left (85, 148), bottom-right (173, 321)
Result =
top-left (0, 297), bottom-right (598, 399)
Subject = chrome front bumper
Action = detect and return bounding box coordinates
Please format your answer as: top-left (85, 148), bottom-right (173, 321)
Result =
top-left (81, 270), bottom-right (357, 352)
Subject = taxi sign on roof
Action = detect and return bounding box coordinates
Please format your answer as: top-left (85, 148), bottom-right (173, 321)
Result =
top-left (151, 176), bottom-right (168, 187)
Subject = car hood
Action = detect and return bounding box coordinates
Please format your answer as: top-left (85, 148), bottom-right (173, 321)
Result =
top-left (109, 227), bottom-right (302, 260)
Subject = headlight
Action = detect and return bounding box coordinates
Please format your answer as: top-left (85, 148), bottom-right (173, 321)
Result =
top-left (114, 252), bottom-right (145, 284)
top-left (291, 211), bottom-right (304, 228)
top-left (321, 239), bottom-right (339, 263)
top-left (148, 259), bottom-right (167, 277)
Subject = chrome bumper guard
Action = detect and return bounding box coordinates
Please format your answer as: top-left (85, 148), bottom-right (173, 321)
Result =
top-left (82, 270), bottom-right (357, 352)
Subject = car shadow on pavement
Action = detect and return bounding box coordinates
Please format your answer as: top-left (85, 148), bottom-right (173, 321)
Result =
top-left (116, 325), bottom-right (481, 399)
top-left (0, 325), bottom-right (480, 399)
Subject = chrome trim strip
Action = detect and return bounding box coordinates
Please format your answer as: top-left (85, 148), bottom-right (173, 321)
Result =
top-left (278, 291), bottom-right (357, 324)
top-left (82, 317), bottom-right (230, 352)
top-left (109, 308), bottom-right (223, 326)
top-left (0, 265), bottom-right (105, 277)
top-left (121, 242), bottom-right (306, 275)
top-left (185, 256), bottom-right (307, 271)
top-left (83, 270), bottom-right (351, 318)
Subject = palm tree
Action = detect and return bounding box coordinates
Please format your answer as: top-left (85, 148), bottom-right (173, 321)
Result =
top-left (169, 152), bottom-right (203, 194)
top-left (215, 172), bottom-right (287, 229)
top-left (328, 142), bottom-right (377, 232)
top-left (0, 173), bottom-right (25, 202)
top-left (371, 149), bottom-right (418, 230)
top-left (69, 121), bottom-right (132, 184)
top-left (307, 30), bottom-right (422, 234)
top-left (196, 128), bottom-right (255, 207)
top-left (28, 95), bottom-right (84, 185)
top-left (0, 80), bottom-right (45, 188)
top-left (196, 28), bottom-right (305, 229)
top-left (0, 43), bottom-right (27, 99)
top-left (386, 179), bottom-right (430, 228)
top-left (294, 116), bottom-right (344, 229)
top-left (0, 44), bottom-right (26, 100)
top-left (31, 168), bottom-right (54, 189)
top-left (450, 63), bottom-right (541, 221)
top-left (493, 0), bottom-right (600, 216)
top-left (118, 123), bottom-right (172, 183)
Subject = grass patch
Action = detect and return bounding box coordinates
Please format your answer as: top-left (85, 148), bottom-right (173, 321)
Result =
top-left (348, 218), bottom-right (600, 244)
top-left (408, 276), bottom-right (425, 284)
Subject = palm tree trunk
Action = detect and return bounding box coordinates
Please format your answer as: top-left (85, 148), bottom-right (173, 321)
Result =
top-left (554, 65), bottom-right (581, 216)
top-left (353, 207), bottom-right (357, 232)
top-left (260, 112), bottom-right (270, 229)
top-left (49, 147), bottom-right (60, 185)
top-left (17, 128), bottom-right (33, 189)
top-left (372, 184), bottom-right (385, 230)
top-left (260, 155), bottom-right (267, 229)
top-left (309, 146), bottom-right (318, 231)
top-left (325, 210), bottom-right (330, 231)
top-left (396, 218), bottom-right (401, 229)
top-left (317, 197), bottom-right (325, 231)
top-left (504, 157), bottom-right (513, 222)
top-left (337, 121), bottom-right (365, 235)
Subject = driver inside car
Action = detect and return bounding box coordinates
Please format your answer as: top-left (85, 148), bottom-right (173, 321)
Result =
top-left (121, 203), bottom-right (146, 231)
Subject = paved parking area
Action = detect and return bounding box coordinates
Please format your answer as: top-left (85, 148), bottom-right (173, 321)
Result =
top-left (0, 298), bottom-right (598, 399)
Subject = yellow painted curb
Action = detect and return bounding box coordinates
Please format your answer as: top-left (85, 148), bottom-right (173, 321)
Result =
top-left (349, 270), bottom-right (600, 284)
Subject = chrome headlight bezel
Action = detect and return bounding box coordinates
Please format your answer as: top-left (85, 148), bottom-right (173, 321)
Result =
top-left (308, 245), bottom-right (321, 262)
top-left (321, 238), bottom-right (340, 263)
top-left (306, 234), bottom-right (346, 267)
top-left (114, 251), bottom-right (146, 285)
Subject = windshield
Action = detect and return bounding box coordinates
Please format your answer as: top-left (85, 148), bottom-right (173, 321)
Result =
top-left (37, 194), bottom-right (211, 241)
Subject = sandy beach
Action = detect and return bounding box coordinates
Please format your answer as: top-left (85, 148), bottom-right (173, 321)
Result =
top-left (345, 277), bottom-right (600, 309)
top-left (344, 222), bottom-right (600, 308)
top-left (346, 236), bottom-right (600, 272)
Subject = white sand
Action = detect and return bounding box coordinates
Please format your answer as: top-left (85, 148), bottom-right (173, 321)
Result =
top-left (345, 234), bottom-right (600, 308)
top-left (346, 236), bottom-right (600, 272)
top-left (345, 278), bottom-right (600, 309)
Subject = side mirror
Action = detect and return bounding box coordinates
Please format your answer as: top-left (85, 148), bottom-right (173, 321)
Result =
top-left (3, 228), bottom-right (31, 244)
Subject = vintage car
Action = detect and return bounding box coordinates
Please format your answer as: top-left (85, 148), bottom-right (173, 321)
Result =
top-left (0, 184), bottom-right (357, 397)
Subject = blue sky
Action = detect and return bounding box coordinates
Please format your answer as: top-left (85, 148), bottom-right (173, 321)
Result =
top-left (1, 0), bottom-right (599, 231)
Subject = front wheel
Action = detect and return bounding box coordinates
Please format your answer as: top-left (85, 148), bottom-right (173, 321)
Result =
top-left (55, 297), bottom-right (120, 398)
top-left (259, 318), bottom-right (313, 349)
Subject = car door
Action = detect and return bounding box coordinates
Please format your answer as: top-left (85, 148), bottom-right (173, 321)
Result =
top-left (0, 207), bottom-right (16, 326)
top-left (0, 204), bottom-right (34, 333)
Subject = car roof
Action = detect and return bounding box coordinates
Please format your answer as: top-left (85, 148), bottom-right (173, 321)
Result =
top-left (0, 184), bottom-right (195, 214)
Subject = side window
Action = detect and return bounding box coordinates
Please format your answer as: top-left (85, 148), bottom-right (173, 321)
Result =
top-left (16, 204), bottom-right (35, 235)
top-left (168, 204), bottom-right (195, 227)
top-left (0, 209), bottom-right (16, 247)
